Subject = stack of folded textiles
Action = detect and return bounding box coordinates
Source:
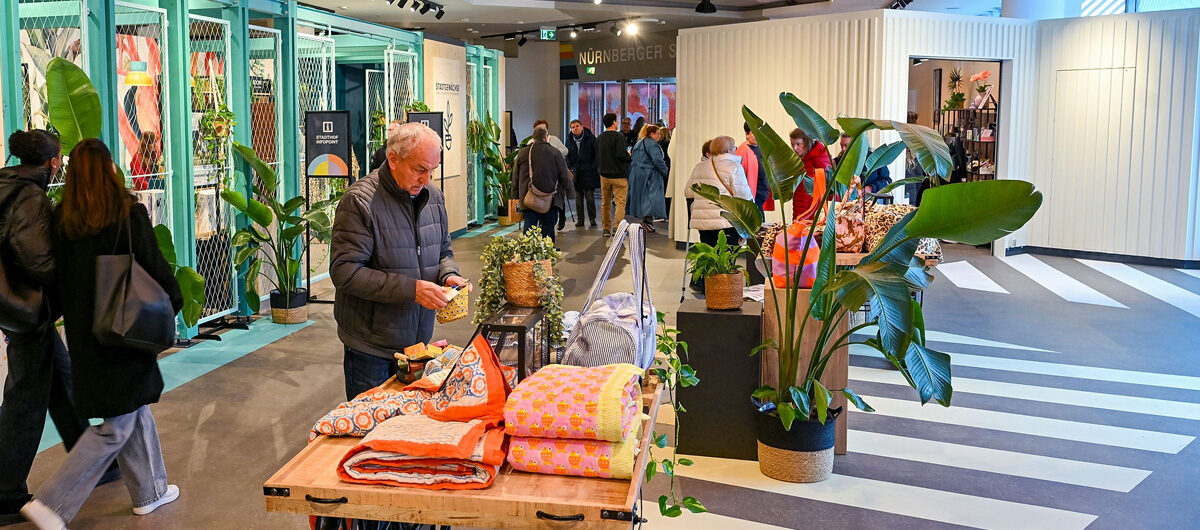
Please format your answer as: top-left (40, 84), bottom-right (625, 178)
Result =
top-left (312, 335), bottom-right (514, 490)
top-left (504, 363), bottom-right (645, 479)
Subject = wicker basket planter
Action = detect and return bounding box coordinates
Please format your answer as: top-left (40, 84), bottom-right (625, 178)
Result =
top-left (502, 259), bottom-right (553, 307)
top-left (270, 289), bottom-right (308, 325)
top-left (755, 405), bottom-right (842, 483)
top-left (704, 273), bottom-right (744, 310)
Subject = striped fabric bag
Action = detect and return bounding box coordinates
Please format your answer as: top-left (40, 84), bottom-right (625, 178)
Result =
top-left (560, 221), bottom-right (657, 370)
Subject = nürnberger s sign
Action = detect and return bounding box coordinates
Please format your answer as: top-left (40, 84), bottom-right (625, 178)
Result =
top-left (563, 32), bottom-right (677, 81)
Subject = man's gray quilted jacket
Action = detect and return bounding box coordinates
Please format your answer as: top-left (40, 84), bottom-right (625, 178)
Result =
top-left (330, 163), bottom-right (459, 359)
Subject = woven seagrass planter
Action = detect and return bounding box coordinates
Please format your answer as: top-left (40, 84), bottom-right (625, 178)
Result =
top-left (502, 260), bottom-right (552, 307)
top-left (270, 289), bottom-right (308, 325)
top-left (755, 406), bottom-right (842, 483)
top-left (704, 273), bottom-right (744, 310)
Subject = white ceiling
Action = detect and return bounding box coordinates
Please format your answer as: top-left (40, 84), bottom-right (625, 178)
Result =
top-left (304, 0), bottom-right (1006, 42)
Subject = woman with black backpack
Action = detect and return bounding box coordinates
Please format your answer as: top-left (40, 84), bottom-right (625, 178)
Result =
top-left (20, 139), bottom-right (182, 530)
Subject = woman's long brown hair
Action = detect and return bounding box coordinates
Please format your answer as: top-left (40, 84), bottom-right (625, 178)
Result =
top-left (57, 138), bottom-right (135, 240)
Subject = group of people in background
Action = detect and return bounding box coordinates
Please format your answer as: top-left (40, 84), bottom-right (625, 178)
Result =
top-left (0, 131), bottom-right (184, 529)
top-left (513, 112), bottom-right (673, 243)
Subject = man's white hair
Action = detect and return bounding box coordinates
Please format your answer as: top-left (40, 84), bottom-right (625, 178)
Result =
top-left (387, 122), bottom-right (442, 160)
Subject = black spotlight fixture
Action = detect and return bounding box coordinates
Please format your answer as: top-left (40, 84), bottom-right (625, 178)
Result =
top-left (610, 23), bottom-right (621, 36)
top-left (504, 33), bottom-right (515, 41)
top-left (397, 0), bottom-right (408, 7)
top-left (518, 35), bottom-right (528, 46)
top-left (435, 7), bottom-right (444, 19)
top-left (410, 1), bottom-right (419, 11)
top-left (419, 2), bottom-right (431, 14)
top-left (695, 0), bottom-right (717, 14)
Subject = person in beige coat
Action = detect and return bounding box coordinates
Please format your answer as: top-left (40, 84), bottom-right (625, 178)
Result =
top-left (684, 135), bottom-right (753, 246)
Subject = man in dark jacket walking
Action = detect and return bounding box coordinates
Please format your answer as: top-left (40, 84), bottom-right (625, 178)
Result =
top-left (0, 130), bottom-right (116, 524)
top-left (566, 119), bottom-right (599, 228)
top-left (330, 122), bottom-right (466, 400)
top-left (596, 113), bottom-right (631, 237)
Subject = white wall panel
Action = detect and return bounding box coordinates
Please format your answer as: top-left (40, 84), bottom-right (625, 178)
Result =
top-left (672, 12), bottom-right (887, 240)
top-left (1026, 11), bottom-right (1200, 260)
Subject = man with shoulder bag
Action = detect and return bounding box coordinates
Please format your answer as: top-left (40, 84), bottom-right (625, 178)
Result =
top-left (512, 126), bottom-right (574, 243)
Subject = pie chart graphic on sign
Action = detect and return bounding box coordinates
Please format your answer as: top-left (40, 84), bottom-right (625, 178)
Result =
top-left (306, 153), bottom-right (349, 176)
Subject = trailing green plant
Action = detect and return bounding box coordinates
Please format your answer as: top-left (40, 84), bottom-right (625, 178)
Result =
top-left (153, 225), bottom-right (207, 328)
top-left (223, 142), bottom-right (334, 313)
top-left (686, 230), bottom-right (750, 284)
top-left (199, 104), bottom-right (237, 170)
top-left (369, 109), bottom-right (388, 153)
top-left (405, 101), bottom-right (430, 113)
top-left (694, 93), bottom-right (1042, 430)
top-left (645, 312), bottom-right (705, 518)
top-left (473, 230), bottom-right (565, 346)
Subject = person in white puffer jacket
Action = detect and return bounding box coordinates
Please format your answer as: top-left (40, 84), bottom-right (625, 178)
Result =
top-left (684, 135), bottom-right (754, 246)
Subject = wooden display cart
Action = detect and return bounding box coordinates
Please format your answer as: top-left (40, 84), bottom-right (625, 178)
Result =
top-left (264, 377), bottom-right (664, 529)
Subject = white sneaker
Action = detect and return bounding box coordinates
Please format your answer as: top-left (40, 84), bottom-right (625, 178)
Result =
top-left (132, 484), bottom-right (179, 516)
top-left (20, 500), bottom-right (66, 530)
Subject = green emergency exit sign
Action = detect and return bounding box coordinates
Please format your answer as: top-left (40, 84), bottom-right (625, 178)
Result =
top-left (540, 28), bottom-right (556, 40)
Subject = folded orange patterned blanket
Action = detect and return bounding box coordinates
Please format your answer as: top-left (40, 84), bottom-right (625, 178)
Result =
top-left (338, 414), bottom-right (507, 490)
top-left (504, 364), bottom-right (643, 442)
top-left (311, 335), bottom-right (514, 440)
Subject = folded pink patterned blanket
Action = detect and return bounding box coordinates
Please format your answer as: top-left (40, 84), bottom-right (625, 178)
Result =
top-left (504, 364), bottom-right (643, 442)
top-left (507, 420), bottom-right (643, 480)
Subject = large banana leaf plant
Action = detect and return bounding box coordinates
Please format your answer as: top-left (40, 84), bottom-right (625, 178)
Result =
top-left (223, 143), bottom-right (333, 313)
top-left (693, 93), bottom-right (1042, 430)
top-left (44, 57), bottom-right (206, 328)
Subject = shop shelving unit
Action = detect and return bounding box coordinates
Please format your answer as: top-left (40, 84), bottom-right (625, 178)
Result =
top-left (936, 95), bottom-right (998, 182)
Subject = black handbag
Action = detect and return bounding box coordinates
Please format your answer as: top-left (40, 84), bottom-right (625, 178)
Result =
top-left (0, 190), bottom-right (46, 333)
top-left (92, 218), bottom-right (176, 354)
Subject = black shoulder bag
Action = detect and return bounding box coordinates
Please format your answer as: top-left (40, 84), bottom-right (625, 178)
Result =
top-left (92, 217), bottom-right (176, 354)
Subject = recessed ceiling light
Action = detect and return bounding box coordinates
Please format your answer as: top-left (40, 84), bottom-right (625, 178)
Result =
top-left (340, 5), bottom-right (349, 9)
top-left (461, 18), bottom-right (469, 22)
top-left (517, 20), bottom-right (525, 24)
top-left (626, 23), bottom-right (638, 35)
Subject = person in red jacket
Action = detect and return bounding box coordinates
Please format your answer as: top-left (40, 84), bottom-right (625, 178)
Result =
top-left (789, 128), bottom-right (831, 220)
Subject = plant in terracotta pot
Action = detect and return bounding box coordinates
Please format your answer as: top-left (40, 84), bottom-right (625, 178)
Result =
top-left (693, 93), bottom-right (1042, 483)
top-left (473, 230), bottom-right (564, 345)
top-left (223, 142), bottom-right (334, 324)
top-left (686, 231), bottom-right (750, 310)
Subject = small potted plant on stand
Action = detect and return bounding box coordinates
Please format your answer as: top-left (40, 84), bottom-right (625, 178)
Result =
top-left (474, 229), bottom-right (565, 342)
top-left (223, 143), bottom-right (334, 324)
top-left (694, 93), bottom-right (1042, 482)
top-left (687, 231), bottom-right (750, 310)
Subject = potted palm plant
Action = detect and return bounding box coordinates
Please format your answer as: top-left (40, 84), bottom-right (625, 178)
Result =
top-left (686, 231), bottom-right (750, 310)
top-left (693, 93), bottom-right (1042, 483)
top-left (222, 142), bottom-right (333, 324)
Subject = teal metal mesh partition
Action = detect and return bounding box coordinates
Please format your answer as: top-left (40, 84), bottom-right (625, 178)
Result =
top-left (189, 14), bottom-right (238, 324)
top-left (249, 24), bottom-right (283, 299)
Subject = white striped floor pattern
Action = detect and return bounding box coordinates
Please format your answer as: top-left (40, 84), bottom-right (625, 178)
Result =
top-left (650, 328), bottom-right (1199, 529)
top-left (933, 254), bottom-right (1200, 318)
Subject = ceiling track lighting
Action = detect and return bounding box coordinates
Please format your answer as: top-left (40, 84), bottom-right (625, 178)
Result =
top-left (419, 2), bottom-right (431, 14)
top-left (695, 0), bottom-right (717, 14)
top-left (435, 8), bottom-right (444, 19)
top-left (518, 35), bottom-right (528, 46)
top-left (610, 23), bottom-right (621, 36)
top-left (410, 1), bottom-right (418, 11)
top-left (626, 22), bottom-right (638, 35)
top-left (569, 28), bottom-right (578, 38)
top-left (396, 0), bottom-right (408, 7)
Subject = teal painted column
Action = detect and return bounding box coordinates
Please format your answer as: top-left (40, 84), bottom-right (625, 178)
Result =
top-left (275, 2), bottom-right (299, 203)
top-left (85, 0), bottom-right (120, 146)
top-left (162, 0), bottom-right (198, 338)
top-left (224, 1), bottom-right (253, 315)
top-left (1, 0), bottom-right (23, 142)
